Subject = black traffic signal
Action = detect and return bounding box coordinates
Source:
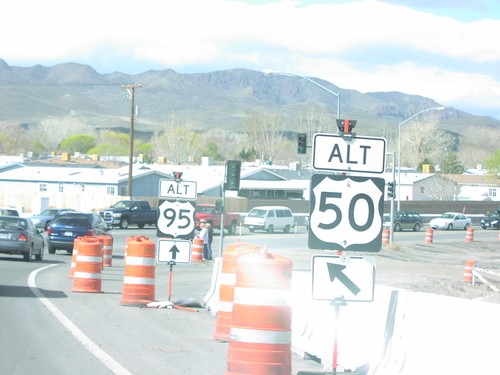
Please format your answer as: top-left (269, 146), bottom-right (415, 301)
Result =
top-left (336, 119), bottom-right (357, 134)
top-left (297, 133), bottom-right (307, 154)
top-left (224, 160), bottom-right (241, 191)
top-left (387, 181), bottom-right (396, 198)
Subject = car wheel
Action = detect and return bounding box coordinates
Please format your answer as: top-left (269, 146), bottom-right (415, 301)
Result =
top-left (413, 223), bottom-right (421, 232)
top-left (447, 224), bottom-right (453, 230)
top-left (137, 223), bottom-right (145, 229)
top-left (464, 223), bottom-right (470, 230)
top-left (119, 218), bottom-right (129, 229)
top-left (283, 225), bottom-right (290, 234)
top-left (249, 227), bottom-right (255, 233)
top-left (48, 244), bottom-right (56, 254)
top-left (267, 225), bottom-right (274, 233)
top-left (24, 245), bottom-right (33, 262)
top-left (394, 223), bottom-right (401, 232)
top-left (35, 243), bottom-right (44, 261)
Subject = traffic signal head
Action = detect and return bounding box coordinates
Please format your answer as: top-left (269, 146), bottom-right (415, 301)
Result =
top-left (336, 119), bottom-right (357, 134)
top-left (297, 133), bottom-right (307, 154)
top-left (387, 181), bottom-right (395, 198)
top-left (224, 160), bottom-right (241, 191)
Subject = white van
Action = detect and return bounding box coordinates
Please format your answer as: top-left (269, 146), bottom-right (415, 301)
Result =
top-left (244, 206), bottom-right (294, 233)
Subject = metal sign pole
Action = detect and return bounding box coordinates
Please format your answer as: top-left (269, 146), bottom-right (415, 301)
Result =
top-left (219, 182), bottom-right (225, 257)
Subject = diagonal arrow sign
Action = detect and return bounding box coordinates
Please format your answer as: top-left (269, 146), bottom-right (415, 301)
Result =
top-left (170, 244), bottom-right (180, 260)
top-left (326, 262), bottom-right (361, 295)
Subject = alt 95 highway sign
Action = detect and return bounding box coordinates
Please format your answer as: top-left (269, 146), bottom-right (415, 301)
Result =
top-left (308, 174), bottom-right (385, 252)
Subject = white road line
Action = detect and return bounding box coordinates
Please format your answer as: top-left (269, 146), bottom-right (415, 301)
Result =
top-left (28, 264), bottom-right (132, 375)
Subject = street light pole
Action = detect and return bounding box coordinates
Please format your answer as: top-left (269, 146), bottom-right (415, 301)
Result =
top-left (263, 70), bottom-right (341, 119)
top-left (123, 84), bottom-right (142, 199)
top-left (397, 106), bottom-right (445, 211)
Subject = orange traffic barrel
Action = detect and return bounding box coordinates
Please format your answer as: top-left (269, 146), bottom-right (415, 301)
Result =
top-left (226, 250), bottom-right (292, 375)
top-left (214, 242), bottom-right (260, 342)
top-left (68, 236), bottom-right (83, 278)
top-left (192, 237), bottom-right (204, 262)
top-left (465, 227), bottom-right (474, 242)
top-left (382, 228), bottom-right (390, 245)
top-left (464, 260), bottom-right (475, 283)
top-left (121, 236), bottom-right (156, 306)
top-left (72, 236), bottom-right (103, 293)
top-left (425, 228), bottom-right (433, 244)
top-left (97, 235), bottom-right (113, 267)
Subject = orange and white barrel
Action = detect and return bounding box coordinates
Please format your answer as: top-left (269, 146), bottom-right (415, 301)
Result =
top-left (425, 228), bottom-right (434, 244)
top-left (72, 236), bottom-right (103, 293)
top-left (192, 237), bottom-right (204, 262)
top-left (68, 236), bottom-right (83, 278)
top-left (226, 250), bottom-right (292, 375)
top-left (214, 242), bottom-right (260, 341)
top-left (97, 234), bottom-right (113, 267)
top-left (382, 228), bottom-right (390, 245)
top-left (465, 227), bottom-right (474, 242)
top-left (464, 260), bottom-right (475, 283)
top-left (121, 236), bottom-right (156, 306)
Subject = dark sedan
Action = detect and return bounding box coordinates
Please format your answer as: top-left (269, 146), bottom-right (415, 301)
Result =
top-left (0, 216), bottom-right (44, 261)
top-left (47, 212), bottom-right (110, 254)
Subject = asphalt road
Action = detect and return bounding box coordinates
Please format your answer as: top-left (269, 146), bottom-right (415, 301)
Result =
top-left (1, 225), bottom-right (498, 375)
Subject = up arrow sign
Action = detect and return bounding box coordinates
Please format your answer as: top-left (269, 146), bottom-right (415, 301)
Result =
top-left (312, 255), bottom-right (376, 302)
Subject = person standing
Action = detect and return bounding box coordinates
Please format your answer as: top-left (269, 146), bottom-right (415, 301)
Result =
top-left (205, 222), bottom-right (213, 260)
top-left (198, 222), bottom-right (210, 260)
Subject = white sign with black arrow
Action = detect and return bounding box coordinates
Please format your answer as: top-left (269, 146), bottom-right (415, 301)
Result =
top-left (311, 255), bottom-right (375, 302)
top-left (157, 239), bottom-right (192, 264)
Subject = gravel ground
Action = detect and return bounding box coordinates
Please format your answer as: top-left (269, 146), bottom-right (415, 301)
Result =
top-left (374, 236), bottom-right (500, 303)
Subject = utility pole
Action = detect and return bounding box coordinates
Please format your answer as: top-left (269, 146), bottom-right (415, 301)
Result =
top-left (123, 84), bottom-right (142, 199)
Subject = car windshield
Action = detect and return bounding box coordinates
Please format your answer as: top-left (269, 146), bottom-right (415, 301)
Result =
top-left (0, 218), bottom-right (26, 230)
top-left (247, 209), bottom-right (266, 218)
top-left (197, 206), bottom-right (214, 214)
top-left (40, 209), bottom-right (60, 216)
top-left (442, 213), bottom-right (455, 219)
top-left (111, 201), bottom-right (132, 209)
top-left (53, 217), bottom-right (89, 226)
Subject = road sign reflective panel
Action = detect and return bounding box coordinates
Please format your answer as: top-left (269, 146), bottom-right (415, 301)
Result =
top-left (157, 239), bottom-right (192, 264)
top-left (312, 255), bottom-right (375, 302)
top-left (313, 133), bottom-right (386, 174)
top-left (157, 200), bottom-right (196, 239)
top-left (308, 174), bottom-right (384, 252)
top-left (159, 179), bottom-right (197, 200)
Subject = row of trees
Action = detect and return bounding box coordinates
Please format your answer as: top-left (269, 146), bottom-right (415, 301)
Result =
top-left (0, 111), bottom-right (498, 175)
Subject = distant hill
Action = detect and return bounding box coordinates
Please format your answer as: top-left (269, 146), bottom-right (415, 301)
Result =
top-left (0, 59), bottom-right (498, 136)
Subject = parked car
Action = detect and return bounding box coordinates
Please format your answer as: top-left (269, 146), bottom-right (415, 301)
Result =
top-left (30, 208), bottom-right (77, 230)
top-left (481, 208), bottom-right (500, 230)
top-left (0, 216), bottom-right (44, 261)
top-left (47, 212), bottom-right (110, 254)
top-left (429, 212), bottom-right (471, 230)
top-left (383, 211), bottom-right (423, 232)
top-left (0, 207), bottom-right (20, 216)
top-left (244, 206), bottom-right (294, 233)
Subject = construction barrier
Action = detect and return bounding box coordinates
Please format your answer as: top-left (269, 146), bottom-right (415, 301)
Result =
top-left (464, 260), bottom-right (475, 283)
top-left (381, 228), bottom-right (390, 246)
top-left (424, 228), bottom-right (433, 244)
top-left (97, 234), bottom-right (113, 267)
top-left (192, 237), bottom-right (204, 262)
top-left (226, 250), bottom-right (292, 375)
top-left (68, 236), bottom-right (83, 278)
top-left (121, 236), bottom-right (156, 306)
top-left (465, 227), bottom-right (474, 242)
top-left (214, 242), bottom-right (260, 341)
top-left (72, 236), bottom-right (103, 293)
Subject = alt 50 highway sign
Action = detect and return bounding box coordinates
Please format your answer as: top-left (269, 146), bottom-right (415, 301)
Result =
top-left (313, 133), bottom-right (386, 174)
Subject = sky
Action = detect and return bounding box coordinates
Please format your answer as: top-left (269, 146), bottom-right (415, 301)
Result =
top-left (2, 0), bottom-right (500, 119)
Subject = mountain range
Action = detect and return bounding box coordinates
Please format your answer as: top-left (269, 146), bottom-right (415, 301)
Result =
top-left (0, 59), bottom-right (499, 136)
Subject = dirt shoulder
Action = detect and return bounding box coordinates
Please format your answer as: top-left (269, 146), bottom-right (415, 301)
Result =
top-left (375, 237), bottom-right (500, 303)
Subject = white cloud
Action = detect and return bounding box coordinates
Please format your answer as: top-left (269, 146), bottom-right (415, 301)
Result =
top-left (2, 0), bottom-right (500, 118)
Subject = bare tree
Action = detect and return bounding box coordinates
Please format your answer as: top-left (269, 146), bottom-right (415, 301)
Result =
top-left (33, 116), bottom-right (95, 152)
top-left (420, 175), bottom-right (459, 200)
top-left (243, 111), bottom-right (287, 163)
